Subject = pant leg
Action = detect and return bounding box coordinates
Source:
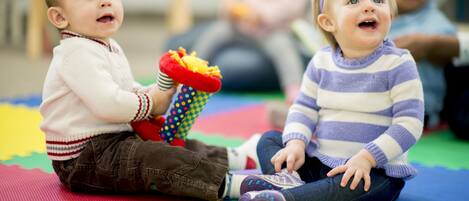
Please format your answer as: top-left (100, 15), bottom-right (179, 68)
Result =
top-left (184, 138), bottom-right (228, 167)
top-left (281, 164), bottom-right (405, 201)
top-left (257, 130), bottom-right (322, 183)
top-left (192, 20), bottom-right (240, 60)
top-left (258, 31), bottom-right (305, 92)
top-left (257, 132), bottom-right (405, 201)
top-left (444, 64), bottom-right (469, 140)
top-left (164, 23), bottom-right (212, 52)
top-left (213, 46), bottom-right (279, 91)
top-left (53, 132), bottom-right (228, 201)
top-left (257, 130), bottom-right (286, 175)
top-left (418, 61), bottom-right (446, 128)
top-left (447, 90), bottom-right (469, 140)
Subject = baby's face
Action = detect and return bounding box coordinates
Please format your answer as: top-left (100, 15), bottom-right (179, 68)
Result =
top-left (60, 0), bottom-right (124, 41)
top-left (329, 0), bottom-right (392, 53)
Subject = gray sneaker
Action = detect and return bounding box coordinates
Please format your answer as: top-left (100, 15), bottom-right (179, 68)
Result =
top-left (239, 190), bottom-right (286, 201)
top-left (240, 169), bottom-right (304, 194)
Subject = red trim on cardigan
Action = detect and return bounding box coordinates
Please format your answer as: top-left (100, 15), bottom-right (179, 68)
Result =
top-left (46, 137), bottom-right (92, 145)
top-left (47, 148), bottom-right (84, 157)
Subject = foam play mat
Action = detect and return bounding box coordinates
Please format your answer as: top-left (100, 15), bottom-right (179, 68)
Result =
top-left (1, 92), bottom-right (469, 201)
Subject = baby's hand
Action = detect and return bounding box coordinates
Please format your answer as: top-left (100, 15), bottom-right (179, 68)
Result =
top-left (327, 149), bottom-right (376, 191)
top-left (149, 86), bottom-right (176, 115)
top-left (271, 139), bottom-right (305, 173)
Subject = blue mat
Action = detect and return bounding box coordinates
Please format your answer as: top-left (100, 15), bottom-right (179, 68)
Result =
top-left (398, 164), bottom-right (469, 201)
top-left (201, 94), bottom-right (263, 116)
top-left (0, 95), bottom-right (42, 108)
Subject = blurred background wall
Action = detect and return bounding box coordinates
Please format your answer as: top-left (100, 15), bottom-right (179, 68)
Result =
top-left (0, 0), bottom-right (467, 98)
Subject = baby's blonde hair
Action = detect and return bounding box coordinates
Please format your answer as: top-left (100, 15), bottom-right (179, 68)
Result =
top-left (312, 0), bottom-right (398, 48)
top-left (45, 0), bottom-right (58, 7)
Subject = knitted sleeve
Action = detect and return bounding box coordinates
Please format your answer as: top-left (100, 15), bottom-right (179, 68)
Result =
top-left (364, 52), bottom-right (424, 167)
top-left (57, 42), bottom-right (153, 123)
top-left (282, 59), bottom-right (320, 147)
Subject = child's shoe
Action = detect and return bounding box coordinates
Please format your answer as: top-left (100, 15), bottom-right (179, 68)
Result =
top-left (228, 133), bottom-right (261, 170)
top-left (239, 190), bottom-right (286, 201)
top-left (240, 169), bottom-right (304, 194)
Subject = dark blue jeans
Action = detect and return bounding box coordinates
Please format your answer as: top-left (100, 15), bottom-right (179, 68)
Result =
top-left (257, 131), bottom-right (405, 201)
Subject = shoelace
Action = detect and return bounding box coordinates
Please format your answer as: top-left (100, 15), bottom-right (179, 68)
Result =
top-left (263, 169), bottom-right (305, 186)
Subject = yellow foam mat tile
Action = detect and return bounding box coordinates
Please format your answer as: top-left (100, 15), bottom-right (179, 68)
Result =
top-left (0, 104), bottom-right (46, 160)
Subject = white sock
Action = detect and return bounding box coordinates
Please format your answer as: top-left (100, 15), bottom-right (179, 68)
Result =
top-left (227, 133), bottom-right (261, 170)
top-left (223, 173), bottom-right (247, 199)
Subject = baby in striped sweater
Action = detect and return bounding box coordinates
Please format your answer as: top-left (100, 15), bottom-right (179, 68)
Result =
top-left (239, 0), bottom-right (424, 201)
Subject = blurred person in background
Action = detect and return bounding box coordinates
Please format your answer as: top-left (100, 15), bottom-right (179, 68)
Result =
top-left (191, 0), bottom-right (307, 104)
top-left (389, 0), bottom-right (457, 130)
top-left (165, 0), bottom-right (310, 96)
top-left (395, 30), bottom-right (469, 140)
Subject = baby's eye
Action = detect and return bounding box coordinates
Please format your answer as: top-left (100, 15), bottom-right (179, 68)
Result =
top-left (348, 0), bottom-right (359, 4)
top-left (373, 0), bottom-right (384, 3)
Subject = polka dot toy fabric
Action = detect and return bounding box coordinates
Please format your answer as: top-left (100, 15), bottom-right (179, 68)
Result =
top-left (131, 47), bottom-right (222, 147)
top-left (160, 85), bottom-right (197, 145)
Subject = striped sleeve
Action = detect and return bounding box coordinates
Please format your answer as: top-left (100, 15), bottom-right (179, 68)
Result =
top-left (365, 53), bottom-right (424, 166)
top-left (283, 59), bottom-right (320, 147)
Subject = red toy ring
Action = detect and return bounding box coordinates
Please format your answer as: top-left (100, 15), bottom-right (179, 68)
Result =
top-left (159, 52), bottom-right (222, 93)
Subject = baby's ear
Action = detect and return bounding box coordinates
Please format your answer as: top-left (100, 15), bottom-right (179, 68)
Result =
top-left (317, 13), bottom-right (336, 33)
top-left (47, 7), bottom-right (68, 29)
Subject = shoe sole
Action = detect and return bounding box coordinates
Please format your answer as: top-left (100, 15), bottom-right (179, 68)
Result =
top-left (238, 193), bottom-right (253, 201)
top-left (239, 193), bottom-right (273, 201)
top-left (240, 175), bottom-right (283, 195)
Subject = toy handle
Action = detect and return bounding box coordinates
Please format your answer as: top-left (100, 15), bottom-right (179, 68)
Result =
top-left (157, 71), bottom-right (174, 91)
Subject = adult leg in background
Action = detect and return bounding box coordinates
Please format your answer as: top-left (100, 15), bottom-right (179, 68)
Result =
top-left (165, 22), bottom-right (279, 91)
top-left (444, 63), bottom-right (469, 140)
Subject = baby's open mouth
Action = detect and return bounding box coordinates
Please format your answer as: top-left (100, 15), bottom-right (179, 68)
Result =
top-left (97, 15), bottom-right (114, 23)
top-left (358, 20), bottom-right (378, 30)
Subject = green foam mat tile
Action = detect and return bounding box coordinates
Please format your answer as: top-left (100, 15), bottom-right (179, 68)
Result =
top-left (223, 91), bottom-right (285, 101)
top-left (188, 131), bottom-right (245, 147)
top-left (409, 130), bottom-right (469, 170)
top-left (1, 152), bottom-right (53, 173)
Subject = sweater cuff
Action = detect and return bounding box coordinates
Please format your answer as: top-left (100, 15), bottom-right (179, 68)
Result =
top-left (131, 92), bottom-right (153, 122)
top-left (282, 132), bottom-right (309, 147)
top-left (364, 143), bottom-right (388, 167)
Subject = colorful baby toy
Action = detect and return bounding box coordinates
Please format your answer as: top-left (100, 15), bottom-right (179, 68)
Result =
top-left (230, 2), bottom-right (251, 20)
top-left (131, 48), bottom-right (222, 147)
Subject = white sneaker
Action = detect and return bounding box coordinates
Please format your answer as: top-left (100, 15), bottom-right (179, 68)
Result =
top-left (240, 169), bottom-right (304, 194)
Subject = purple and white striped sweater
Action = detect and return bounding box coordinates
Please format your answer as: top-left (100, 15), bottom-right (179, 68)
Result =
top-left (283, 40), bottom-right (424, 179)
